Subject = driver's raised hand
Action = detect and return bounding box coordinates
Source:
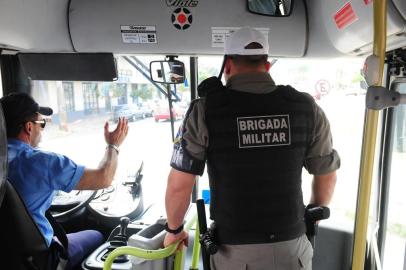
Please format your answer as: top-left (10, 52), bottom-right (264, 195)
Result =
top-left (75, 117), bottom-right (129, 190)
top-left (104, 117), bottom-right (129, 147)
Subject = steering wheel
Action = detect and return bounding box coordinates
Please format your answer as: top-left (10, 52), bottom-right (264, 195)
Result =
top-left (50, 190), bottom-right (97, 219)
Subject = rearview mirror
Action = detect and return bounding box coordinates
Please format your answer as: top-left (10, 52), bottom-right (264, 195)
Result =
top-left (247, 0), bottom-right (292, 17)
top-left (150, 61), bottom-right (185, 84)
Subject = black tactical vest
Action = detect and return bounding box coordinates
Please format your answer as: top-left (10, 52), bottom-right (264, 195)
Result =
top-left (205, 85), bottom-right (315, 244)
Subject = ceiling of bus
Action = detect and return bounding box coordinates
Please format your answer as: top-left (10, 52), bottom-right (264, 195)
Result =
top-left (0, 0), bottom-right (405, 57)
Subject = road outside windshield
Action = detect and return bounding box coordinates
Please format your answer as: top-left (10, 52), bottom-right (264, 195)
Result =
top-left (31, 56), bottom-right (405, 269)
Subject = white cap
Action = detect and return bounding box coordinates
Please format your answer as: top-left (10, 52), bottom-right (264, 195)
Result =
top-left (224, 27), bottom-right (269, 55)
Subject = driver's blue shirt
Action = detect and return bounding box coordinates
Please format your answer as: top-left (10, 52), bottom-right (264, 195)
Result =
top-left (7, 139), bottom-right (85, 246)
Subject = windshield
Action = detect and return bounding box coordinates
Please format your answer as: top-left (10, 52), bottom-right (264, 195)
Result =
top-left (31, 55), bottom-right (366, 231)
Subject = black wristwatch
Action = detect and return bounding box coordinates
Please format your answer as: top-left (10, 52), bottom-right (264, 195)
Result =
top-left (164, 222), bottom-right (184, 235)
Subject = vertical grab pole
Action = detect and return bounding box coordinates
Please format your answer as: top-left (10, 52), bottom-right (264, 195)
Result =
top-left (351, 0), bottom-right (387, 269)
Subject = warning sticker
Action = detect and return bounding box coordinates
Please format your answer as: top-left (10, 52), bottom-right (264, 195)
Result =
top-left (211, 27), bottom-right (270, 48)
top-left (333, 3), bottom-right (358, 30)
top-left (121, 25), bottom-right (157, 44)
top-left (237, 115), bottom-right (291, 149)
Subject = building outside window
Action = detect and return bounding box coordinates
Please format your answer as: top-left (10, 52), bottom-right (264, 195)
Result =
top-left (115, 83), bottom-right (128, 105)
top-left (62, 82), bottom-right (75, 112)
top-left (82, 82), bottom-right (99, 114)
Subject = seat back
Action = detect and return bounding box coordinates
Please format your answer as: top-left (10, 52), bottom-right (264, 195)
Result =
top-left (0, 181), bottom-right (49, 270)
top-left (0, 104), bottom-right (7, 207)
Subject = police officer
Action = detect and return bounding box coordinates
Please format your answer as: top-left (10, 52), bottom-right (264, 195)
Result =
top-left (163, 27), bottom-right (340, 270)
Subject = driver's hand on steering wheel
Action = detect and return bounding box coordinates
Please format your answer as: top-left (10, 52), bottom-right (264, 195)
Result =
top-left (104, 117), bottom-right (129, 147)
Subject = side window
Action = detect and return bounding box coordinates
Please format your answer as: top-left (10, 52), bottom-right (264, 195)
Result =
top-left (197, 57), bottom-right (365, 232)
top-left (272, 58), bottom-right (365, 230)
top-left (382, 79), bottom-right (406, 269)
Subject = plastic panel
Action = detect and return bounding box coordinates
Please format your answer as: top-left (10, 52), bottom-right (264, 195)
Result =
top-left (313, 0), bottom-right (406, 55)
top-left (0, 0), bottom-right (73, 52)
top-left (69, 0), bottom-right (307, 57)
top-left (393, 0), bottom-right (406, 21)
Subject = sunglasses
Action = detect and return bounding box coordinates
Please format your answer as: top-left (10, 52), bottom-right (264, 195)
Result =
top-left (30, 119), bottom-right (46, 129)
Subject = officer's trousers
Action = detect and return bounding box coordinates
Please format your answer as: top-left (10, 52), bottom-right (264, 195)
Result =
top-left (210, 234), bottom-right (313, 270)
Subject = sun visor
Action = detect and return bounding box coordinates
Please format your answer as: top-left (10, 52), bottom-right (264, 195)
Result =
top-left (68, 0), bottom-right (307, 57)
top-left (18, 53), bottom-right (117, 81)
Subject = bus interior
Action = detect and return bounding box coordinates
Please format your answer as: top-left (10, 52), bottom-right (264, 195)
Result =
top-left (0, 0), bottom-right (406, 269)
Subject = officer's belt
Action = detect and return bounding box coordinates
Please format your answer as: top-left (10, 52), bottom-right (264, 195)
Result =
top-left (216, 226), bottom-right (305, 245)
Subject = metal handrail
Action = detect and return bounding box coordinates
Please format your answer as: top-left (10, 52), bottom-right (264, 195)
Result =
top-left (103, 215), bottom-right (197, 270)
top-left (351, 0), bottom-right (387, 269)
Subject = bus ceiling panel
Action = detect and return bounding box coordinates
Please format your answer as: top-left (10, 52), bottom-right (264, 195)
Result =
top-left (69, 0), bottom-right (307, 57)
top-left (0, 0), bottom-right (74, 52)
top-left (314, 0), bottom-right (406, 56)
top-left (392, 0), bottom-right (406, 22)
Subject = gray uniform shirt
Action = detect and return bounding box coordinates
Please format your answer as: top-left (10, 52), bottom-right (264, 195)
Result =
top-left (173, 72), bottom-right (340, 175)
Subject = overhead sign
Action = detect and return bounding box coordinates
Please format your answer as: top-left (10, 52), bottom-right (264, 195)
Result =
top-left (120, 25), bottom-right (157, 44)
top-left (334, 2), bottom-right (358, 30)
top-left (211, 27), bottom-right (270, 48)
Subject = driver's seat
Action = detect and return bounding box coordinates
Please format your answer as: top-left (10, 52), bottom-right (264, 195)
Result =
top-left (0, 180), bottom-right (52, 270)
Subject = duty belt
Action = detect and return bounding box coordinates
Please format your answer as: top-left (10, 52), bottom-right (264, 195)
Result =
top-left (215, 225), bottom-right (306, 245)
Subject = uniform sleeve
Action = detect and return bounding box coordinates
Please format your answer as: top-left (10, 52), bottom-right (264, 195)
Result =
top-left (304, 102), bottom-right (341, 175)
top-left (170, 99), bottom-right (208, 176)
top-left (45, 152), bottom-right (85, 192)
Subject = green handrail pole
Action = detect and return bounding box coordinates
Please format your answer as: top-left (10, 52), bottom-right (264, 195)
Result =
top-left (351, 0), bottom-right (387, 269)
top-left (103, 244), bottom-right (179, 270)
top-left (174, 248), bottom-right (186, 270)
top-left (190, 224), bottom-right (201, 269)
top-left (103, 215), bottom-right (197, 270)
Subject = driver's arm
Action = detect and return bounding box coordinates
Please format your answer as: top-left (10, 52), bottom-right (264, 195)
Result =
top-left (75, 117), bottom-right (129, 190)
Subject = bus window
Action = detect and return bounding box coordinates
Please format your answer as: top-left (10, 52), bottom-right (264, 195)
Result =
top-left (273, 58), bottom-right (365, 230)
top-left (197, 56), bottom-right (365, 231)
top-left (383, 79), bottom-right (406, 269)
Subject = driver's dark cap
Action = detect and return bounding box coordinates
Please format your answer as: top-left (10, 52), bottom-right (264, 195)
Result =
top-left (0, 92), bottom-right (53, 127)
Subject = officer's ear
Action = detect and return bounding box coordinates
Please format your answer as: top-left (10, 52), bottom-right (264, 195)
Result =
top-left (265, 61), bottom-right (271, 72)
top-left (224, 58), bottom-right (233, 75)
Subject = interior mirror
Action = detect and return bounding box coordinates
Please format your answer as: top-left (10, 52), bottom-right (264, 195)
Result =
top-left (247, 0), bottom-right (292, 16)
top-left (150, 60), bottom-right (185, 84)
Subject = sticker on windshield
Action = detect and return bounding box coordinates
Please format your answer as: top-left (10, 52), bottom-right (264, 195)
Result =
top-left (121, 25), bottom-right (157, 44)
top-left (211, 27), bottom-right (269, 48)
top-left (237, 115), bottom-right (291, 148)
